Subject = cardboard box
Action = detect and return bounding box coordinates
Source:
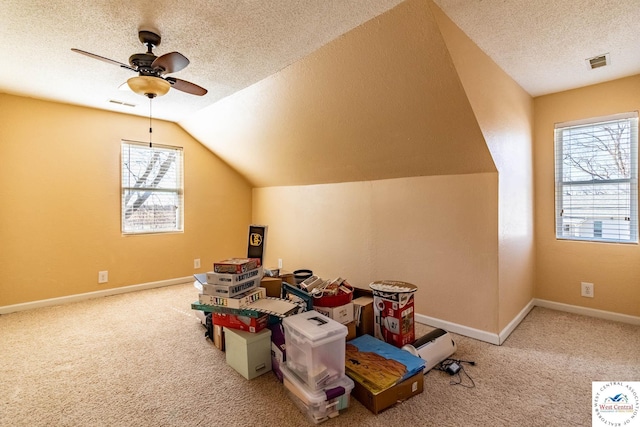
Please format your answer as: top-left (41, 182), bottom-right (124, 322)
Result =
top-left (198, 287), bottom-right (266, 309)
top-left (214, 258), bottom-right (261, 274)
top-left (213, 312), bottom-right (268, 333)
top-left (352, 286), bottom-right (373, 299)
top-left (206, 266), bottom-right (263, 286)
top-left (280, 272), bottom-right (296, 286)
top-left (350, 371), bottom-right (423, 414)
top-left (203, 277), bottom-right (260, 298)
top-left (225, 328), bottom-right (272, 380)
top-left (313, 302), bottom-right (354, 324)
top-left (260, 276), bottom-right (283, 298)
top-left (345, 320), bottom-right (356, 341)
top-left (213, 325), bottom-right (225, 351)
top-left (352, 296), bottom-right (374, 337)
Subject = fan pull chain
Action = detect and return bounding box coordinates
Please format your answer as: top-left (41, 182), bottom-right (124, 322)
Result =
top-left (149, 96), bottom-right (153, 148)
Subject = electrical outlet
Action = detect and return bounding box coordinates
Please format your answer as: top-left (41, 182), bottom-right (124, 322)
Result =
top-left (194, 259), bottom-right (201, 269)
top-left (98, 271), bottom-right (108, 284)
top-left (581, 282), bottom-right (594, 298)
top-left (278, 258), bottom-right (283, 269)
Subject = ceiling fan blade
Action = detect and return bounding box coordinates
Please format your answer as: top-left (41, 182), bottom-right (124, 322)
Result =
top-left (152, 52), bottom-right (189, 75)
top-left (165, 77), bottom-right (207, 96)
top-left (71, 48), bottom-right (136, 71)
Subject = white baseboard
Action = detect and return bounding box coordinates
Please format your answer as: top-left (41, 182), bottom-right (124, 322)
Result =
top-left (415, 300), bottom-right (535, 346)
top-left (534, 298), bottom-right (640, 326)
top-left (414, 313), bottom-right (501, 345)
top-left (498, 299), bottom-right (536, 345)
top-left (0, 276), bottom-right (192, 315)
top-left (417, 298), bottom-right (639, 346)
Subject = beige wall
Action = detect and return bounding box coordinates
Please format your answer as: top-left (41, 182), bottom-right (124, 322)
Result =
top-left (534, 75), bottom-right (640, 317)
top-left (0, 94), bottom-right (252, 307)
top-left (0, 0), bottom-right (543, 338)
top-left (243, 0), bottom-right (506, 334)
top-left (253, 174), bottom-right (499, 332)
top-left (181, 0), bottom-right (496, 188)
top-left (182, 0), bottom-right (509, 334)
top-left (183, 0), bottom-right (537, 336)
top-left (431, 4), bottom-right (535, 331)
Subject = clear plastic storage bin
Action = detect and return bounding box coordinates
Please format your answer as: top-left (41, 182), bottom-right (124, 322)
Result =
top-left (283, 310), bottom-right (347, 391)
top-left (281, 364), bottom-right (354, 424)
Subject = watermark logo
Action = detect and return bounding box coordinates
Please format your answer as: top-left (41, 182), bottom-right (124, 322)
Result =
top-left (593, 381), bottom-right (639, 426)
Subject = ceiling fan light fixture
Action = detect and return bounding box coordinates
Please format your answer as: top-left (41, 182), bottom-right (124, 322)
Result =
top-left (127, 76), bottom-right (170, 98)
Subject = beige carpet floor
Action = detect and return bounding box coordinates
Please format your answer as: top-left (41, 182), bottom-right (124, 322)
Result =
top-left (1, 282), bottom-right (638, 426)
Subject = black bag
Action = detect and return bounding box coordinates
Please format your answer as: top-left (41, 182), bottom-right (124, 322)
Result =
top-left (205, 312), bottom-right (213, 341)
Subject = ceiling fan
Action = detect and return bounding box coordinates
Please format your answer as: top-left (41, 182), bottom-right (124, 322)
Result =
top-left (71, 30), bottom-right (207, 98)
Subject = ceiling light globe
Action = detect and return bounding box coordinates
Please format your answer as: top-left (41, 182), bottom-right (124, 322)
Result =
top-left (127, 76), bottom-right (170, 98)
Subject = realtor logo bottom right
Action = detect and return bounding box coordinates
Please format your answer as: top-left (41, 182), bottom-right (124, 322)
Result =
top-left (593, 381), bottom-right (640, 426)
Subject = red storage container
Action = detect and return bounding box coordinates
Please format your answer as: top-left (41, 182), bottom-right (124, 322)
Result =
top-left (313, 283), bottom-right (354, 308)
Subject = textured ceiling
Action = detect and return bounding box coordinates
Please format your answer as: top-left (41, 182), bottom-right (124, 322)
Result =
top-left (1, 1), bottom-right (639, 124)
top-left (433, 0), bottom-right (640, 97)
top-left (0, 0), bottom-right (405, 122)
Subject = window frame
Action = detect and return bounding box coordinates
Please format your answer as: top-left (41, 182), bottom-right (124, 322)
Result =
top-left (554, 112), bottom-right (638, 244)
top-left (120, 140), bottom-right (184, 235)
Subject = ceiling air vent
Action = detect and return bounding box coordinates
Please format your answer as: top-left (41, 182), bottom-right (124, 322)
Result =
top-left (109, 99), bottom-right (136, 107)
top-left (585, 53), bottom-right (610, 70)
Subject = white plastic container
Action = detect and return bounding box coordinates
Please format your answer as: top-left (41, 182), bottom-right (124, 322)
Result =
top-left (283, 310), bottom-right (347, 391)
top-left (281, 364), bottom-right (354, 424)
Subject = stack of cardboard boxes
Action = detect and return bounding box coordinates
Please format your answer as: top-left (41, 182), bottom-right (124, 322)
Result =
top-left (194, 258), bottom-right (305, 380)
top-left (199, 258), bottom-right (273, 380)
top-left (193, 265), bottom-right (425, 417)
top-left (204, 258), bottom-right (269, 334)
top-left (274, 278), bottom-right (425, 416)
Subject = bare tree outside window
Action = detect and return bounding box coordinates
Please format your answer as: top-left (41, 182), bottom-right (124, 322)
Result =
top-left (562, 120), bottom-right (630, 181)
top-left (555, 113), bottom-right (638, 243)
top-left (121, 141), bottom-right (183, 234)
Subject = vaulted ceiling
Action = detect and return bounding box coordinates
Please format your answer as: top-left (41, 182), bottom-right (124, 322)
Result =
top-left (2, 0), bottom-right (638, 123)
top-left (2, 0), bottom-right (639, 187)
top-left (1, 0), bottom-right (406, 122)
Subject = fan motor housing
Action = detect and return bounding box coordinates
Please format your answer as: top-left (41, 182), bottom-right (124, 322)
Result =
top-left (139, 30), bottom-right (161, 47)
top-left (129, 53), bottom-right (157, 75)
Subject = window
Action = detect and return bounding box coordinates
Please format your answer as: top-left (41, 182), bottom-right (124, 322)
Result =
top-left (121, 141), bottom-right (184, 234)
top-left (555, 112), bottom-right (638, 243)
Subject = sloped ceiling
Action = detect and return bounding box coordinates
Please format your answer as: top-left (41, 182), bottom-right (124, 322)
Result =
top-left (433, 0), bottom-right (640, 97)
top-left (0, 0), bottom-right (405, 122)
top-left (3, 0), bottom-right (639, 188)
top-left (181, 0), bottom-right (496, 187)
top-left (2, 0), bottom-right (637, 124)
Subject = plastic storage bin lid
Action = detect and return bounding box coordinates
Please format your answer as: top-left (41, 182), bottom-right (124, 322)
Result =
top-left (283, 310), bottom-right (347, 342)
top-left (281, 364), bottom-right (354, 406)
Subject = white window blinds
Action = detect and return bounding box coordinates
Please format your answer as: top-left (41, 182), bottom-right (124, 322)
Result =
top-left (121, 141), bottom-right (184, 234)
top-left (554, 112), bottom-right (638, 243)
